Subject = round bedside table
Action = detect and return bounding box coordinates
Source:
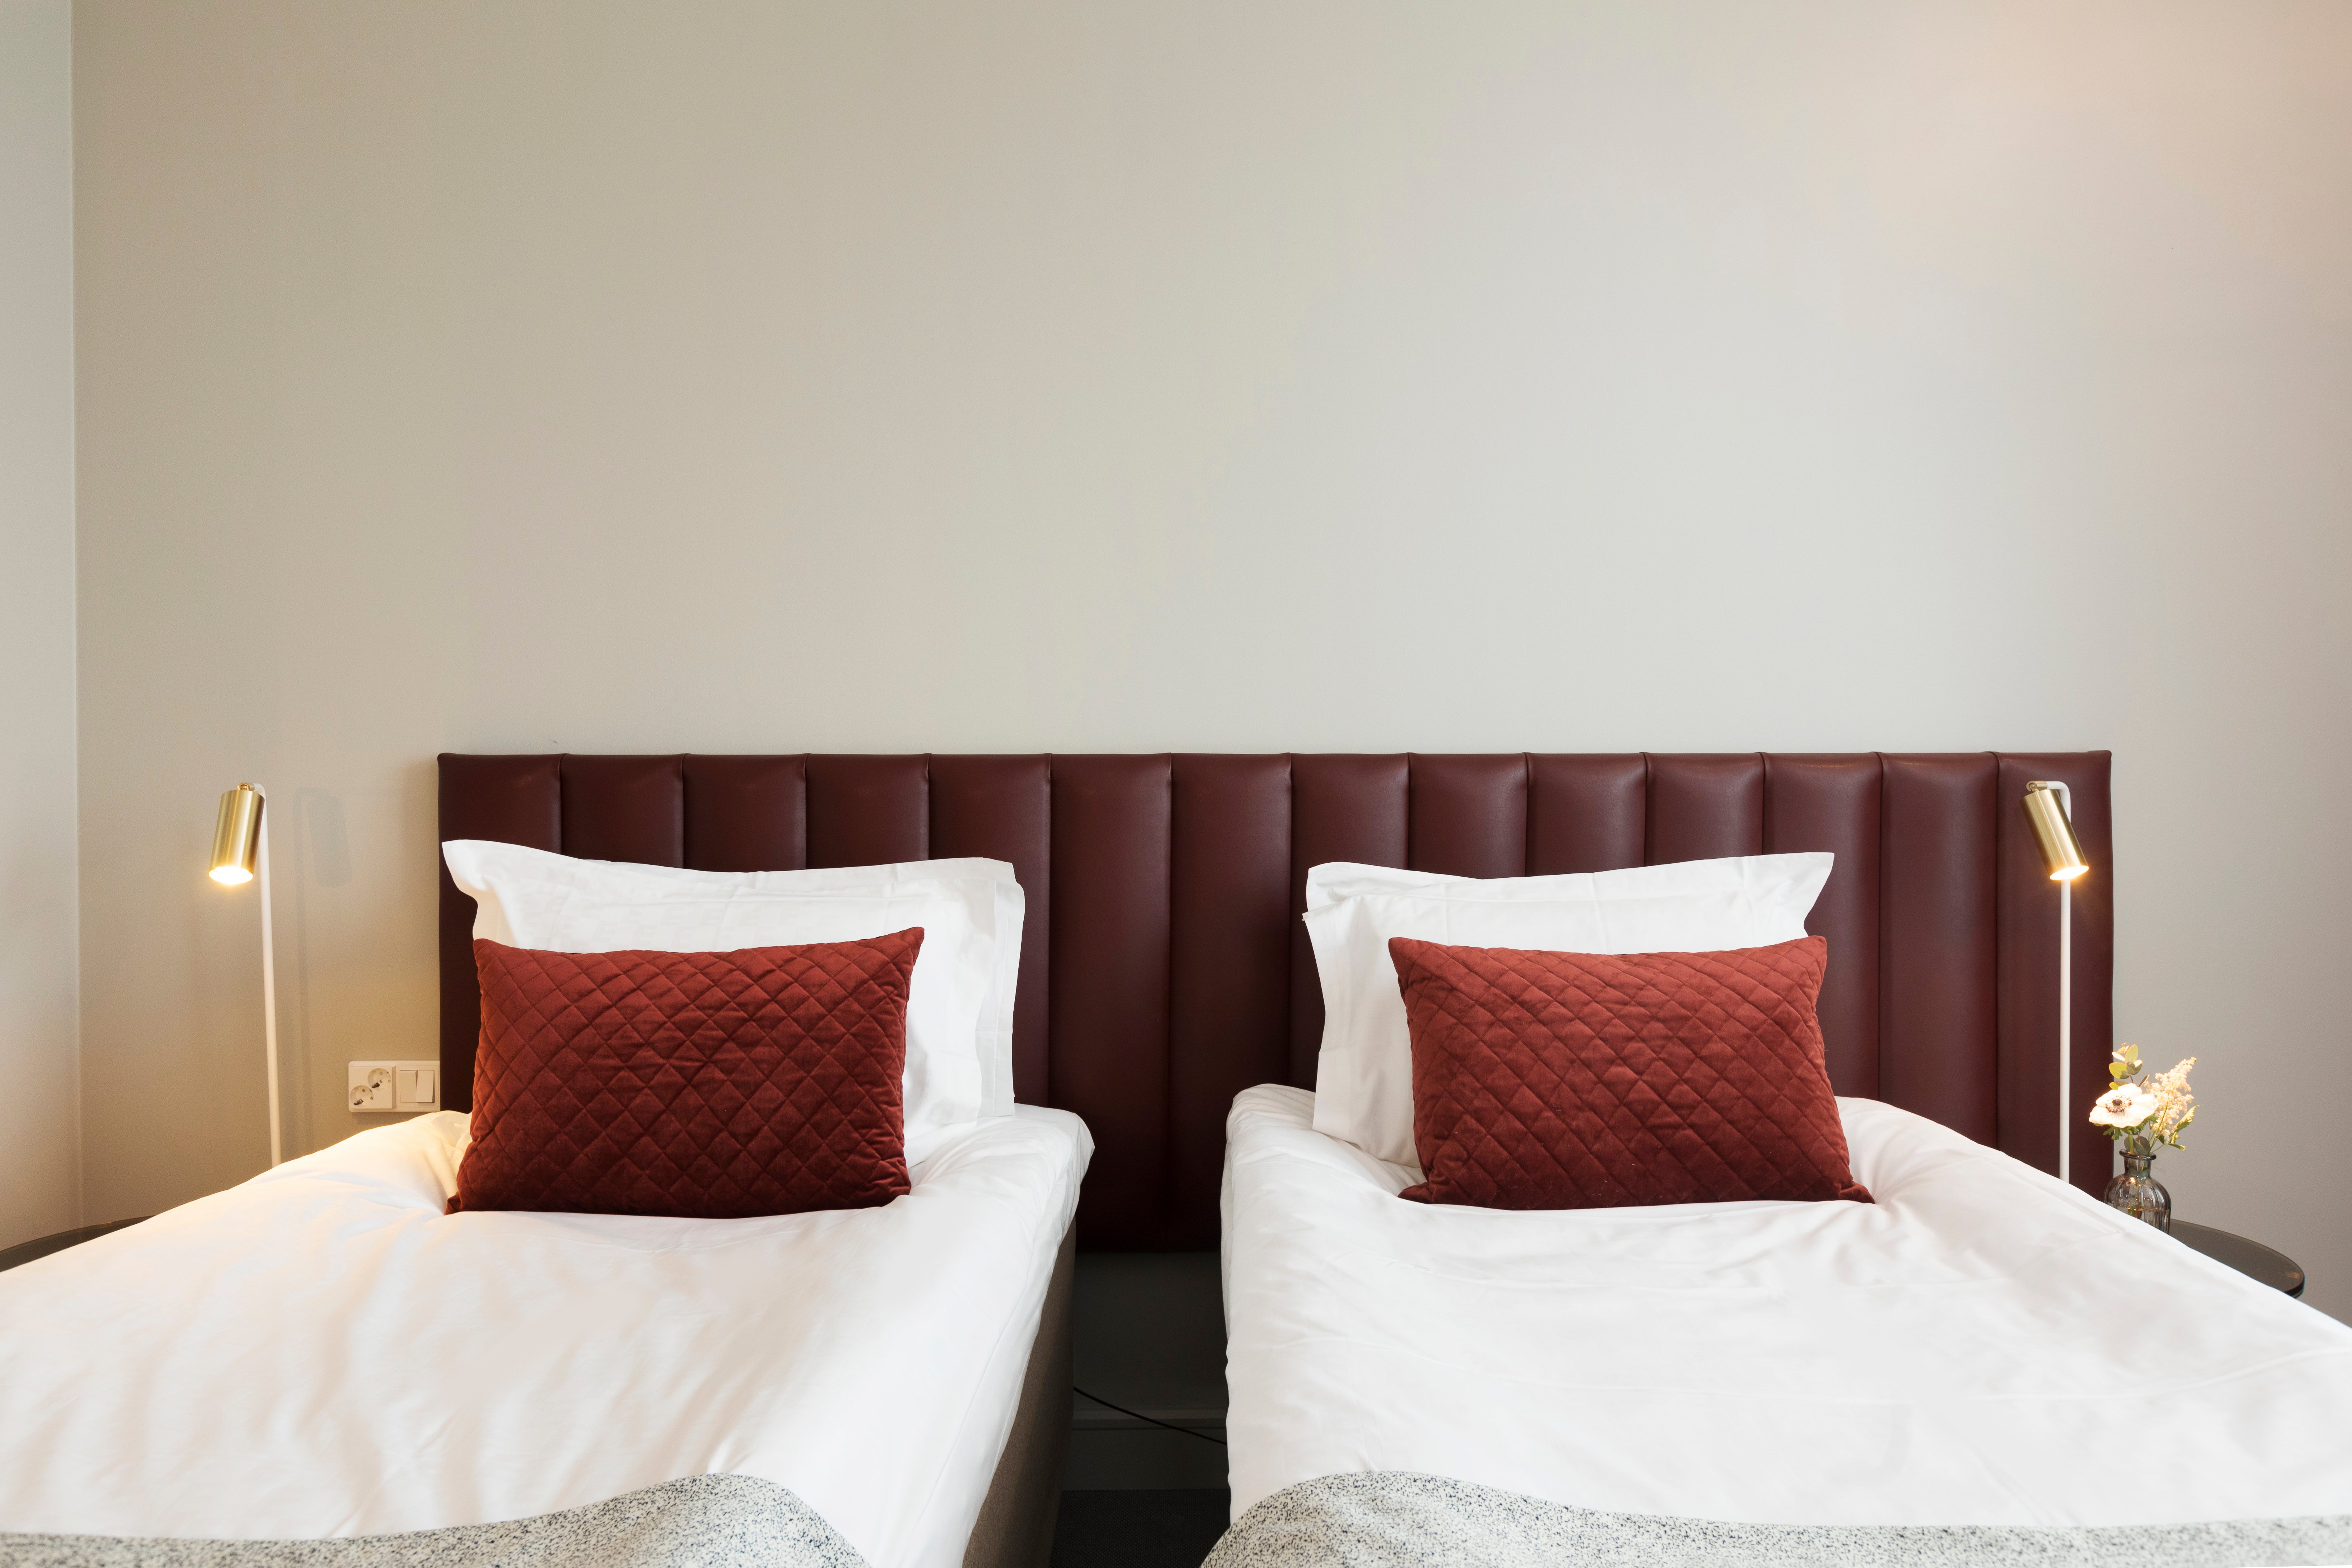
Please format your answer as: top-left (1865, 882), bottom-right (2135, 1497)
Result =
top-left (0, 1217), bottom-right (146, 1274)
top-left (2171, 1221), bottom-right (2305, 1298)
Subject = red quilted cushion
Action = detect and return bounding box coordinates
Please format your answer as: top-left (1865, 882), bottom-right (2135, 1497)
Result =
top-left (453, 930), bottom-right (922, 1218)
top-left (1390, 935), bottom-right (1871, 1210)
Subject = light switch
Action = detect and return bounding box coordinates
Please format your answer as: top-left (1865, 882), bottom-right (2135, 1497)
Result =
top-left (393, 1063), bottom-right (438, 1112)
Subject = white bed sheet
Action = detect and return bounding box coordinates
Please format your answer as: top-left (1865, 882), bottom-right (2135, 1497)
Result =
top-left (0, 1105), bottom-right (1090, 1568)
top-left (1223, 1085), bottom-right (2352, 1529)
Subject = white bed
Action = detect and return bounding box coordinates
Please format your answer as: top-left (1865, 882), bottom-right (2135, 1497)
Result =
top-left (1221, 1084), bottom-right (2352, 1531)
top-left (0, 1104), bottom-right (1089, 1568)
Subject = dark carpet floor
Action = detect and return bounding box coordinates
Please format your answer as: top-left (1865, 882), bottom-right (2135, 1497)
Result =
top-left (1051, 1490), bottom-right (1231, 1568)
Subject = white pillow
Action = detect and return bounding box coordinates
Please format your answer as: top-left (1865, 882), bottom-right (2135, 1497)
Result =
top-left (441, 841), bottom-right (1022, 1162)
top-left (1302, 853), bottom-right (1834, 1165)
top-left (543, 852), bottom-right (1024, 1123)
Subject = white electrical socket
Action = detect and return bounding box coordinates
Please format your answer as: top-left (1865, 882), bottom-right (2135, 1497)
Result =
top-left (348, 1060), bottom-right (442, 1114)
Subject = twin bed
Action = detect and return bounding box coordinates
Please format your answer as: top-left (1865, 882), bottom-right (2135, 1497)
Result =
top-left (0, 1104), bottom-right (1084, 1567)
top-left (3, 752), bottom-right (2348, 1568)
top-left (1219, 1088), bottom-right (2352, 1564)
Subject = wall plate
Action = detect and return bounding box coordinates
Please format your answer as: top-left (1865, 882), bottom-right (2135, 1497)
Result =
top-left (348, 1060), bottom-right (442, 1113)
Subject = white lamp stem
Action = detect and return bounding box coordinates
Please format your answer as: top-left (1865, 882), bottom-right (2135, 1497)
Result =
top-left (256, 784), bottom-right (283, 1168)
top-left (2050, 779), bottom-right (2072, 1191)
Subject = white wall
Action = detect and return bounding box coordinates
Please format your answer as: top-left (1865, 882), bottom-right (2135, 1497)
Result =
top-left (1, 0), bottom-right (81, 1249)
top-left (73, 1), bottom-right (2352, 1313)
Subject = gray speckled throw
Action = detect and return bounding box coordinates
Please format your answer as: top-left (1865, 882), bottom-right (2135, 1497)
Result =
top-left (0, 1474), bottom-right (868, 1568)
top-left (1205, 1472), bottom-right (2352, 1568)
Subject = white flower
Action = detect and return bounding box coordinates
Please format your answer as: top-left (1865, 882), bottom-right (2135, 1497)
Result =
top-left (2089, 1085), bottom-right (2158, 1128)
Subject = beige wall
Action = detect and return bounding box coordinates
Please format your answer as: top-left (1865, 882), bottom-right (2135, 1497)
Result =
top-left (2, 0), bottom-right (81, 1250)
top-left (74, 1), bottom-right (2352, 1313)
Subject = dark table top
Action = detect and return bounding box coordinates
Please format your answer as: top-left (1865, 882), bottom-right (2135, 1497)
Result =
top-left (0, 1217), bottom-right (145, 1274)
top-left (2171, 1220), bottom-right (2305, 1298)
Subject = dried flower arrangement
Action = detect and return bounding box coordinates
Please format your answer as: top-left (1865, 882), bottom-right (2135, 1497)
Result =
top-left (2088, 1043), bottom-right (2196, 1159)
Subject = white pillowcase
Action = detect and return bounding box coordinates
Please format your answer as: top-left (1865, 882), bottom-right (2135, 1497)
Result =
top-left (1302, 854), bottom-right (1834, 1165)
top-left (441, 841), bottom-right (1022, 1162)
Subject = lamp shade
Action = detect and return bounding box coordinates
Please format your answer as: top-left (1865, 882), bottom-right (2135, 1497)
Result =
top-left (209, 784), bottom-right (264, 885)
top-left (2021, 781), bottom-right (2088, 881)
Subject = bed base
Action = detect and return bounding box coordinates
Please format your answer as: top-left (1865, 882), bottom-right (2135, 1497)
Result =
top-left (963, 1222), bottom-right (1076, 1568)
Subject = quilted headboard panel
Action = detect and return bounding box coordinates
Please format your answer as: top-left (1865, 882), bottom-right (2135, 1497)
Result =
top-left (438, 752), bottom-right (2113, 1249)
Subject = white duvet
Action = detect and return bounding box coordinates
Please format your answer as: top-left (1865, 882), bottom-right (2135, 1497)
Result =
top-left (1223, 1085), bottom-right (2352, 1529)
top-left (0, 1106), bottom-right (1089, 1568)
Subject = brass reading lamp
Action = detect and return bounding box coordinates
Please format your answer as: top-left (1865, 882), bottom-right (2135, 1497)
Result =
top-left (208, 783), bottom-right (282, 1167)
top-left (2022, 781), bottom-right (2090, 1187)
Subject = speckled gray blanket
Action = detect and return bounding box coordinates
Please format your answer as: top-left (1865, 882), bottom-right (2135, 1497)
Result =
top-left (0, 1475), bottom-right (867, 1568)
top-left (1204, 1472), bottom-right (2352, 1568)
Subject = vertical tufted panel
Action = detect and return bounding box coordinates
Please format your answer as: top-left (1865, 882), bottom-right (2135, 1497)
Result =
top-left (1050, 756), bottom-right (1173, 1246)
top-left (442, 756), bottom-right (564, 851)
top-left (437, 754), bottom-right (561, 1112)
top-left (1287, 756), bottom-right (1410, 1087)
top-left (1880, 754), bottom-right (1999, 1144)
top-left (1168, 756), bottom-right (1293, 1243)
top-left (682, 755), bottom-right (807, 872)
top-left (807, 756), bottom-right (928, 867)
top-left (1997, 752), bottom-right (2116, 1185)
top-left (1407, 754), bottom-right (1528, 877)
top-left (1647, 754), bottom-right (1766, 862)
top-left (561, 755), bottom-right (685, 866)
top-left (931, 756), bottom-right (1053, 1104)
top-left (1765, 755), bottom-right (1884, 1099)
top-left (1527, 755), bottom-right (1646, 873)
top-left (441, 749), bottom-right (2117, 1237)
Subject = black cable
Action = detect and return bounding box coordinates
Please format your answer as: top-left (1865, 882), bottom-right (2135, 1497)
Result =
top-left (1073, 1385), bottom-right (1228, 1447)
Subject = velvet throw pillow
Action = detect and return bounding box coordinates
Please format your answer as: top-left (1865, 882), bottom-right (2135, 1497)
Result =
top-left (453, 930), bottom-right (923, 1218)
top-left (1389, 935), bottom-right (1871, 1210)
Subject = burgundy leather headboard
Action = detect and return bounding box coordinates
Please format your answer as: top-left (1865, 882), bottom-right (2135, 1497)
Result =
top-left (439, 752), bottom-right (2113, 1248)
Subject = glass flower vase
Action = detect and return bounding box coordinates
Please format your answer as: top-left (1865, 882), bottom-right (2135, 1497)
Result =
top-left (2105, 1152), bottom-right (2171, 1232)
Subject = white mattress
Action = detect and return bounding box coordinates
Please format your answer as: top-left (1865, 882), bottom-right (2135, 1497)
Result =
top-left (0, 1105), bottom-right (1090, 1568)
top-left (1222, 1085), bottom-right (2352, 1529)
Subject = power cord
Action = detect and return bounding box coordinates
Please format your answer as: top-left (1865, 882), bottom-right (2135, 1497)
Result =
top-left (1073, 1385), bottom-right (1228, 1447)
